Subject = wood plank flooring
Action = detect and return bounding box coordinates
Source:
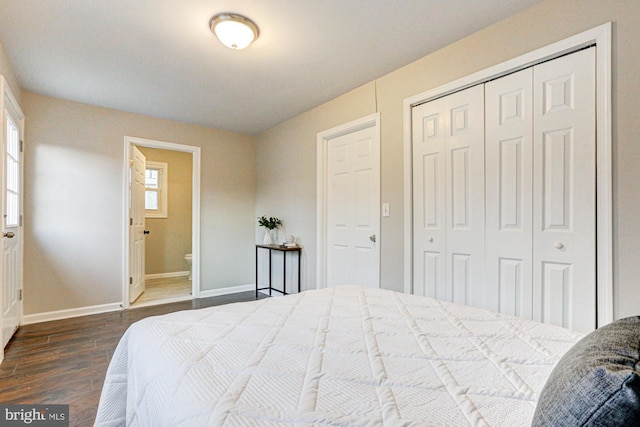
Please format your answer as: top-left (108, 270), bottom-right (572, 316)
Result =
top-left (0, 291), bottom-right (264, 427)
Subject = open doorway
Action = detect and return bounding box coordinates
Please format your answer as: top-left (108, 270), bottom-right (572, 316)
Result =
top-left (123, 136), bottom-right (201, 309)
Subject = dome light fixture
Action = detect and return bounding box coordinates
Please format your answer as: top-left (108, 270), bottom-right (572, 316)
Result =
top-left (210, 13), bottom-right (259, 50)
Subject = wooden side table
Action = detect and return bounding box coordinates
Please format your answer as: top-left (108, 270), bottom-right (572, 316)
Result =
top-left (255, 244), bottom-right (301, 297)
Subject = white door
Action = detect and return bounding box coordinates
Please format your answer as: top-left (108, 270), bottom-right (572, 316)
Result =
top-left (485, 67), bottom-right (534, 317)
top-left (532, 48), bottom-right (596, 332)
top-left (1, 80), bottom-right (23, 349)
top-left (445, 86), bottom-right (486, 307)
top-left (326, 123), bottom-right (380, 288)
top-left (129, 146), bottom-right (146, 303)
top-left (477, 48), bottom-right (596, 332)
top-left (412, 95), bottom-right (447, 299)
top-left (412, 84), bottom-right (485, 306)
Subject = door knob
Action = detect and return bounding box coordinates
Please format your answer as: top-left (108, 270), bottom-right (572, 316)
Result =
top-left (144, 230), bottom-right (150, 235)
top-left (369, 234), bottom-right (376, 243)
top-left (3, 232), bottom-right (14, 238)
top-left (553, 241), bottom-right (564, 250)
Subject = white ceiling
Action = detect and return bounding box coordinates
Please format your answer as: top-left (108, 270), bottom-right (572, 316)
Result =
top-left (0, 0), bottom-right (539, 135)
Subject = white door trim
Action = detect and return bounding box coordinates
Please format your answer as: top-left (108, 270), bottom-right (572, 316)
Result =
top-left (0, 75), bottom-right (24, 363)
top-left (122, 136), bottom-right (201, 309)
top-left (316, 112), bottom-right (381, 289)
top-left (403, 22), bottom-right (613, 327)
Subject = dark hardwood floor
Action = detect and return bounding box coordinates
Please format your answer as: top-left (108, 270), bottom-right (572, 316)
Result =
top-left (0, 291), bottom-right (264, 427)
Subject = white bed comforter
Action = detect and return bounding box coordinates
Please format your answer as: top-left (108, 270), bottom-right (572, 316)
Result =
top-left (95, 286), bottom-right (582, 426)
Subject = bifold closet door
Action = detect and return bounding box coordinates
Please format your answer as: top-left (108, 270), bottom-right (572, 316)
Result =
top-left (485, 68), bottom-right (534, 317)
top-left (532, 48), bottom-right (596, 333)
top-left (412, 85), bottom-right (485, 305)
top-left (412, 95), bottom-right (446, 299)
top-left (485, 48), bottom-right (596, 332)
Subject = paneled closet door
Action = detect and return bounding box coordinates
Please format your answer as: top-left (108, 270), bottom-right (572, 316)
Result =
top-left (445, 86), bottom-right (485, 306)
top-left (485, 68), bottom-right (534, 317)
top-left (532, 48), bottom-right (596, 332)
top-left (485, 48), bottom-right (596, 332)
top-left (412, 96), bottom-right (447, 299)
top-left (412, 85), bottom-right (485, 306)
top-left (413, 48), bottom-right (596, 331)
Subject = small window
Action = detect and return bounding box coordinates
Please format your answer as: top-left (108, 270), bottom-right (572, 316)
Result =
top-left (145, 161), bottom-right (168, 218)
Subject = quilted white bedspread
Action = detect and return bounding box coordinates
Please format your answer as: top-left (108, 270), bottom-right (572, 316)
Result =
top-left (95, 286), bottom-right (582, 426)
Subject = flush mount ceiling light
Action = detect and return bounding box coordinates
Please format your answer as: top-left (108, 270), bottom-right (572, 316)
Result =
top-left (210, 13), bottom-right (259, 50)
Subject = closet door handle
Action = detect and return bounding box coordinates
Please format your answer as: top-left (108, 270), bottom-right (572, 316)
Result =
top-left (3, 232), bottom-right (14, 239)
top-left (553, 241), bottom-right (564, 250)
top-left (369, 234), bottom-right (376, 243)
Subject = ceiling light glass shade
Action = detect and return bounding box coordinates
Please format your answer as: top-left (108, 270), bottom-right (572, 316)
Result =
top-left (210, 14), bottom-right (259, 50)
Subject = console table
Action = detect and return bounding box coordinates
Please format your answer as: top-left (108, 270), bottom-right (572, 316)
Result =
top-left (255, 244), bottom-right (301, 297)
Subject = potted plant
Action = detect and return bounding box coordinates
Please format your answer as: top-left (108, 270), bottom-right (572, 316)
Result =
top-left (258, 215), bottom-right (282, 244)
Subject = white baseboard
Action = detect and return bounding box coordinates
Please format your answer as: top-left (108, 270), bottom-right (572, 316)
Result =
top-left (22, 284), bottom-right (256, 325)
top-left (198, 284), bottom-right (255, 298)
top-left (144, 271), bottom-right (189, 280)
top-left (22, 302), bottom-right (123, 325)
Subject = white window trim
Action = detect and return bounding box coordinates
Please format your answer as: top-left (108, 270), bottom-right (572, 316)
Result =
top-left (145, 160), bottom-right (168, 218)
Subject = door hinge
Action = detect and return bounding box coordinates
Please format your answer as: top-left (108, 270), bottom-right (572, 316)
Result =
top-left (129, 277), bottom-right (133, 285)
top-left (18, 289), bottom-right (23, 301)
top-left (130, 217), bottom-right (133, 226)
top-left (20, 140), bottom-right (24, 153)
top-left (19, 215), bottom-right (23, 227)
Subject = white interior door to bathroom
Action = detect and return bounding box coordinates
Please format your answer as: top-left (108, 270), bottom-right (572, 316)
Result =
top-left (129, 145), bottom-right (146, 303)
top-left (326, 121), bottom-right (380, 288)
top-left (1, 79), bottom-right (24, 349)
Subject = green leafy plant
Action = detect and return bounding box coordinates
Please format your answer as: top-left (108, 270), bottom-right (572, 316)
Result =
top-left (257, 215), bottom-right (282, 230)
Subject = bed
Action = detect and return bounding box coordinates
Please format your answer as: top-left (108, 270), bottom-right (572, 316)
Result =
top-left (94, 285), bottom-right (584, 426)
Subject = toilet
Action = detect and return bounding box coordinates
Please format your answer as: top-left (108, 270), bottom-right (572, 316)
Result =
top-left (185, 253), bottom-right (192, 280)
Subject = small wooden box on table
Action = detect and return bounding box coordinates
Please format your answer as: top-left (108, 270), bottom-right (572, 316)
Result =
top-left (255, 244), bottom-right (302, 297)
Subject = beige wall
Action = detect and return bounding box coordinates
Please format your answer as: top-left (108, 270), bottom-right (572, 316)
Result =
top-left (255, 0), bottom-right (640, 319)
top-left (22, 92), bottom-right (255, 315)
top-left (255, 82), bottom-right (376, 287)
top-left (11, 0), bottom-right (640, 320)
top-left (137, 147), bottom-right (192, 276)
top-left (0, 39), bottom-right (21, 104)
